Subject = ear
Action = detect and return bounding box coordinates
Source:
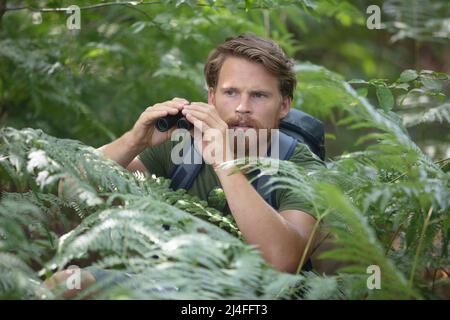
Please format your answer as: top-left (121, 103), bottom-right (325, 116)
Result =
top-left (279, 96), bottom-right (292, 119)
top-left (208, 87), bottom-right (215, 105)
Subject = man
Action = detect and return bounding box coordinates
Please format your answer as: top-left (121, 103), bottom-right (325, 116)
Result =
top-left (101, 32), bottom-right (324, 271)
top-left (46, 33), bottom-right (326, 295)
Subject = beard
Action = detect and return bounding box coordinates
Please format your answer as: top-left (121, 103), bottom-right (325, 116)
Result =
top-left (225, 116), bottom-right (279, 159)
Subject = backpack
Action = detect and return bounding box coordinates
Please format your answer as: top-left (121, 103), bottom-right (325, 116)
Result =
top-left (169, 109), bottom-right (325, 271)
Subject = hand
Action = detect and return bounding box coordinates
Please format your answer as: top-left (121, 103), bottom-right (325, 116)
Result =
top-left (129, 97), bottom-right (189, 149)
top-left (43, 268), bottom-right (96, 299)
top-left (181, 102), bottom-right (232, 168)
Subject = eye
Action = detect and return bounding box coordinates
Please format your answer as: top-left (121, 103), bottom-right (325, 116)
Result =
top-left (224, 90), bottom-right (236, 97)
top-left (253, 92), bottom-right (267, 98)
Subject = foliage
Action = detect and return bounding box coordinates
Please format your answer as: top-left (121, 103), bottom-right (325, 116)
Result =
top-left (241, 65), bottom-right (449, 299)
top-left (1, 126), bottom-right (310, 299)
top-left (0, 0), bottom-right (449, 300)
top-left (1, 65), bottom-right (449, 299)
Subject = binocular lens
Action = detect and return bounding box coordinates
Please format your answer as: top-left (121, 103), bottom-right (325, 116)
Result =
top-left (155, 113), bottom-right (182, 132)
top-left (156, 113), bottom-right (192, 132)
top-left (155, 118), bottom-right (170, 132)
top-left (177, 118), bottom-right (193, 130)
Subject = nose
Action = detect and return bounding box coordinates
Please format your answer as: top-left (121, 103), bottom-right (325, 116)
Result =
top-left (235, 96), bottom-right (252, 115)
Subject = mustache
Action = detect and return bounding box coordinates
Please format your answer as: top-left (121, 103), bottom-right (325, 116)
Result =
top-left (227, 117), bottom-right (259, 128)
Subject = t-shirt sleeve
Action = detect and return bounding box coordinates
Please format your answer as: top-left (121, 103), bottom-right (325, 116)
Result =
top-left (276, 143), bottom-right (326, 219)
top-left (137, 140), bottom-right (172, 178)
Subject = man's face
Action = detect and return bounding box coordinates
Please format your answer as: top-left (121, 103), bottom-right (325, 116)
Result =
top-left (208, 56), bottom-right (291, 154)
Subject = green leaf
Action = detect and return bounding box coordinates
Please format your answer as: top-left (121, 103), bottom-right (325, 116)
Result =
top-left (245, 0), bottom-right (255, 11)
top-left (393, 83), bottom-right (409, 91)
top-left (325, 133), bottom-right (336, 140)
top-left (356, 87), bottom-right (368, 97)
top-left (376, 86), bottom-right (395, 111)
top-left (399, 70), bottom-right (418, 83)
top-left (421, 78), bottom-right (442, 91)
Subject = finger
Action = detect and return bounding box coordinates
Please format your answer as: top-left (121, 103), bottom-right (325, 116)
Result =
top-left (160, 106), bottom-right (181, 114)
top-left (148, 103), bottom-right (180, 113)
top-left (140, 110), bottom-right (170, 125)
top-left (146, 103), bottom-right (162, 111)
top-left (145, 107), bottom-right (179, 118)
top-left (183, 102), bottom-right (211, 113)
top-left (182, 108), bottom-right (218, 128)
top-left (172, 97), bottom-right (189, 105)
top-left (166, 100), bottom-right (188, 110)
top-left (146, 100), bottom-right (186, 112)
top-left (184, 113), bottom-right (210, 132)
top-left (184, 103), bottom-right (222, 124)
top-left (140, 105), bottom-right (183, 127)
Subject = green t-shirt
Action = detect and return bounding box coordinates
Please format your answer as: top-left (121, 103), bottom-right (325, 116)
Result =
top-left (138, 134), bottom-right (325, 218)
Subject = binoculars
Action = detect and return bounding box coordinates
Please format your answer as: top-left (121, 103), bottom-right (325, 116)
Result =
top-left (155, 112), bottom-right (193, 132)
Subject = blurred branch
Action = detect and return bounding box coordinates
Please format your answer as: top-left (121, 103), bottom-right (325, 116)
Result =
top-left (0, 0), bottom-right (6, 24)
top-left (124, 3), bottom-right (152, 20)
top-left (6, 1), bottom-right (163, 12)
top-left (4, 0), bottom-right (274, 14)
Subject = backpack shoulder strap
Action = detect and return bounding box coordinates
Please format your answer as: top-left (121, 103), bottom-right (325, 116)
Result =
top-left (169, 135), bottom-right (204, 191)
top-left (251, 131), bottom-right (298, 208)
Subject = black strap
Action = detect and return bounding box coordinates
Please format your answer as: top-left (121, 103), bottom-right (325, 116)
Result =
top-left (169, 135), bottom-right (203, 191)
top-left (250, 131), bottom-right (298, 208)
